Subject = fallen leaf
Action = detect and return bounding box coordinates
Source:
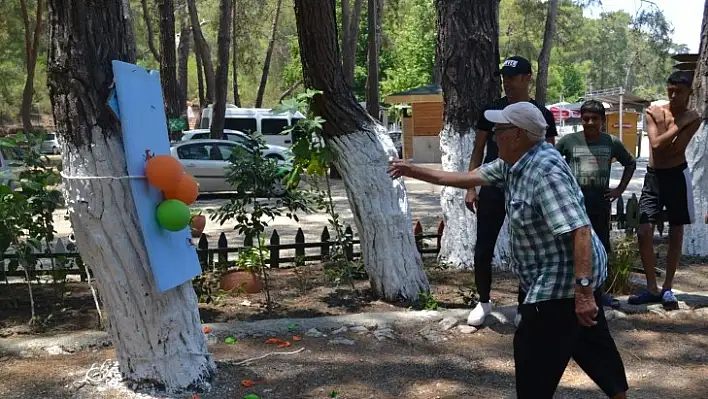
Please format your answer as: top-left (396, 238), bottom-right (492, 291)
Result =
top-left (292, 335), bottom-right (302, 341)
top-left (224, 337), bottom-right (237, 345)
top-left (241, 379), bottom-right (255, 388)
top-left (242, 394), bottom-right (260, 399)
top-left (192, 394), bottom-right (200, 399)
top-left (287, 323), bottom-right (298, 331)
top-left (277, 341), bottom-right (292, 348)
top-left (264, 338), bottom-right (283, 344)
top-left (202, 326), bottom-right (211, 334)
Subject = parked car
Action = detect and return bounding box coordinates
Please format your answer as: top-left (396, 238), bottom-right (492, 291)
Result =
top-left (180, 129), bottom-right (292, 161)
top-left (37, 132), bottom-right (61, 155)
top-left (0, 147), bottom-right (22, 190)
top-left (170, 139), bottom-right (294, 196)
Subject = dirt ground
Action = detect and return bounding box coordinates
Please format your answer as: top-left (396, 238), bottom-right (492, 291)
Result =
top-left (0, 310), bottom-right (707, 399)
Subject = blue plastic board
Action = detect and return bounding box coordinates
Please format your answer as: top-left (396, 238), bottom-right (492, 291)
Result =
top-left (111, 60), bottom-right (201, 293)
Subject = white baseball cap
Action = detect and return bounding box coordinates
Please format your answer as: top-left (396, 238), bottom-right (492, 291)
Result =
top-left (484, 102), bottom-right (548, 139)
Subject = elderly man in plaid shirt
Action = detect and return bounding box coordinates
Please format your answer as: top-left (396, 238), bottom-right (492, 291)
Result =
top-left (389, 101), bottom-right (628, 398)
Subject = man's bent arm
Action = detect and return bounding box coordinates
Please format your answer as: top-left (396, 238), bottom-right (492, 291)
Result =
top-left (616, 162), bottom-right (636, 193)
top-left (571, 226), bottom-right (593, 280)
top-left (407, 164), bottom-right (490, 189)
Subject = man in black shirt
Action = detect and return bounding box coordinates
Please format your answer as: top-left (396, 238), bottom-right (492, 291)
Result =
top-left (465, 56), bottom-right (558, 326)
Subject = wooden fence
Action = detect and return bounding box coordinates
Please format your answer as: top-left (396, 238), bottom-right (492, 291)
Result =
top-left (0, 194), bottom-right (650, 281)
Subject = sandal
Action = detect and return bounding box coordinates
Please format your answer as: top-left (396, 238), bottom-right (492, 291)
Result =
top-left (602, 294), bottom-right (621, 309)
top-left (628, 289), bottom-right (662, 305)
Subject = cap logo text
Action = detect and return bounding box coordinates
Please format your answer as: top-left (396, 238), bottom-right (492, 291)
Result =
top-left (503, 60), bottom-right (519, 68)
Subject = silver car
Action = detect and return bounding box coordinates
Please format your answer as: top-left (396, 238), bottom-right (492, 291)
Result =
top-left (170, 139), bottom-right (293, 196)
top-left (180, 129), bottom-right (292, 161)
top-left (0, 147), bottom-right (22, 190)
top-left (38, 132), bottom-right (61, 155)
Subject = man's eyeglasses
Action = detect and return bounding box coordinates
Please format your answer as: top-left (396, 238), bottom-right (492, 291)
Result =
top-left (491, 126), bottom-right (518, 142)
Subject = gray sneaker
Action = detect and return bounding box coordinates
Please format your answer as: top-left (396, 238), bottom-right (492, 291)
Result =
top-left (662, 289), bottom-right (679, 310)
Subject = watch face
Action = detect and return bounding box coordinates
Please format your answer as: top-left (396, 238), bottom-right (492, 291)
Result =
top-left (578, 277), bottom-right (590, 286)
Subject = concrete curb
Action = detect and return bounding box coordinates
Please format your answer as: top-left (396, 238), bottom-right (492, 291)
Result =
top-left (2, 291), bottom-right (706, 357)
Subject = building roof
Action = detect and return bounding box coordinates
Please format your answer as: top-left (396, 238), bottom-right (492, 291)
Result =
top-left (384, 84), bottom-right (443, 104)
top-left (671, 53), bottom-right (699, 63)
top-left (581, 87), bottom-right (652, 107)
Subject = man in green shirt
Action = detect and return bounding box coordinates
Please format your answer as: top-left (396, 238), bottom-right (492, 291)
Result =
top-left (556, 100), bottom-right (637, 306)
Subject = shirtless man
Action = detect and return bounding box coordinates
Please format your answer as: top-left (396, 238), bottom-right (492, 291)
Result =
top-left (629, 71), bottom-right (701, 309)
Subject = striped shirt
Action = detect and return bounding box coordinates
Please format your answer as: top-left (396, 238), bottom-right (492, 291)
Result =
top-left (478, 141), bottom-right (608, 304)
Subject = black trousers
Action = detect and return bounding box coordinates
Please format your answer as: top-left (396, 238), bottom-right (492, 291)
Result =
top-left (474, 186), bottom-right (506, 303)
top-left (514, 290), bottom-right (629, 398)
top-left (588, 210), bottom-right (611, 255)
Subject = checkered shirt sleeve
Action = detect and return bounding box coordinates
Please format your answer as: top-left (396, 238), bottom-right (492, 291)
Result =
top-left (535, 171), bottom-right (591, 235)
top-left (477, 158), bottom-right (507, 188)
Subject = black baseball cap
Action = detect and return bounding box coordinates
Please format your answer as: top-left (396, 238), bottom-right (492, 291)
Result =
top-left (497, 56), bottom-right (533, 76)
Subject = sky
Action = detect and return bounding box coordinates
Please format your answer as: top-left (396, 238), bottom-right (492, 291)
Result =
top-left (585, 0), bottom-right (704, 52)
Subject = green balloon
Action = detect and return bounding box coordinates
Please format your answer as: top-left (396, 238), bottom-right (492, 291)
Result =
top-left (156, 199), bottom-right (191, 231)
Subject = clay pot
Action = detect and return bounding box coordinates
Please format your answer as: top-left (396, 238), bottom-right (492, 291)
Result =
top-left (190, 214), bottom-right (206, 238)
top-left (219, 270), bottom-right (262, 294)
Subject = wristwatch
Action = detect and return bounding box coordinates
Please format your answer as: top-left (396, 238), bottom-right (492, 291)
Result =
top-left (575, 277), bottom-right (593, 287)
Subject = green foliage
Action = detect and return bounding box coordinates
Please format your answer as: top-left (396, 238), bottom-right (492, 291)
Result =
top-left (416, 292), bottom-right (439, 310)
top-left (605, 237), bottom-right (637, 295)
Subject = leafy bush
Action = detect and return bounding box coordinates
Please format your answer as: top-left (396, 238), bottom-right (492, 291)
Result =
top-left (605, 236), bottom-right (638, 295)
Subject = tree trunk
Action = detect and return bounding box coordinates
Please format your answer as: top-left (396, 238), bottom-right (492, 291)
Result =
top-left (46, 0), bottom-right (214, 391)
top-left (342, 0), bottom-right (363, 86)
top-left (195, 35), bottom-right (206, 108)
top-left (279, 80), bottom-right (302, 103)
top-left (177, 16), bottom-right (191, 105)
top-left (158, 0), bottom-right (184, 141)
top-left (293, 0), bottom-right (429, 301)
top-left (141, 0), bottom-right (160, 62)
top-left (365, 0), bottom-right (381, 119)
top-left (534, 0), bottom-right (558, 105)
top-left (210, 0), bottom-right (233, 138)
top-left (20, 0), bottom-right (43, 134)
top-left (341, 0), bottom-right (350, 63)
top-left (187, 0), bottom-right (216, 104)
top-left (435, 0), bottom-right (500, 268)
top-left (254, 0), bottom-right (283, 108)
top-left (685, 0), bottom-right (708, 256)
top-left (231, 4), bottom-right (241, 107)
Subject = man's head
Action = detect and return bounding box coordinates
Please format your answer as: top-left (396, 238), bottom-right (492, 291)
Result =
top-left (484, 102), bottom-right (548, 164)
top-left (498, 56), bottom-right (532, 101)
top-left (580, 100), bottom-right (606, 137)
top-left (666, 71), bottom-right (693, 109)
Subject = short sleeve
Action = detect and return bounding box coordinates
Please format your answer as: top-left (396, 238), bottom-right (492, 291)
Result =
top-left (534, 172), bottom-right (590, 235)
top-left (477, 158), bottom-right (506, 188)
top-left (555, 135), bottom-right (567, 157)
top-left (611, 135), bottom-right (636, 167)
top-left (476, 104), bottom-right (494, 132)
top-left (543, 108), bottom-right (558, 138)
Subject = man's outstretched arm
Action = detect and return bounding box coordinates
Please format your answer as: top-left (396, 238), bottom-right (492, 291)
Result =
top-left (388, 160), bottom-right (495, 189)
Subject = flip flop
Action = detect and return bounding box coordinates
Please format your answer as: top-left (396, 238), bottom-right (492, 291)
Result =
top-left (603, 294), bottom-right (621, 309)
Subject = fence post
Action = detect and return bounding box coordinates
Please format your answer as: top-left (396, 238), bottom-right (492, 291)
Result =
top-left (320, 226), bottom-right (330, 260)
top-left (616, 196), bottom-right (625, 230)
top-left (344, 225), bottom-right (354, 261)
top-left (217, 233), bottom-right (228, 265)
top-left (625, 193), bottom-right (639, 236)
top-left (295, 228), bottom-right (305, 260)
top-left (414, 221), bottom-right (423, 252)
top-left (244, 234), bottom-right (253, 248)
top-left (437, 220), bottom-right (445, 250)
top-left (270, 229), bottom-right (280, 268)
top-left (197, 234), bottom-right (209, 266)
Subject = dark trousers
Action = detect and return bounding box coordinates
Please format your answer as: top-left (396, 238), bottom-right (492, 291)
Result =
top-left (474, 186), bottom-right (506, 303)
top-left (514, 290), bottom-right (628, 398)
top-left (588, 209), bottom-right (611, 255)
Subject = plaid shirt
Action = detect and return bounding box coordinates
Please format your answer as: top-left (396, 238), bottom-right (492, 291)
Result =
top-left (478, 142), bottom-right (608, 304)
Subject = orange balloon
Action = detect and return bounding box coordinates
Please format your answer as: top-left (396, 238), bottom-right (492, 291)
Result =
top-left (145, 155), bottom-right (184, 192)
top-left (164, 174), bottom-right (199, 205)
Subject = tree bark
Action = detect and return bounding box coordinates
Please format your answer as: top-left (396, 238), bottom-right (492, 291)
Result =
top-left (684, 0), bottom-right (708, 256)
top-left (158, 0), bottom-right (184, 141)
top-left (210, 0), bottom-right (234, 138)
top-left (46, 0), bottom-right (214, 391)
top-left (293, 0), bottom-right (429, 301)
top-left (195, 35), bottom-right (206, 108)
top-left (254, 0), bottom-right (283, 108)
top-left (231, 4), bottom-right (241, 107)
top-left (343, 0), bottom-right (363, 86)
top-left (435, 0), bottom-right (500, 268)
top-left (141, 0), bottom-right (160, 62)
top-left (187, 0), bottom-right (216, 104)
top-left (177, 16), bottom-right (191, 105)
top-left (535, 0), bottom-right (559, 105)
top-left (365, 0), bottom-right (381, 119)
top-left (20, 0), bottom-right (43, 134)
top-left (341, 0), bottom-right (350, 64)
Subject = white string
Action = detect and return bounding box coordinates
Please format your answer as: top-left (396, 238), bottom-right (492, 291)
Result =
top-left (60, 170), bottom-right (146, 180)
top-left (229, 347), bottom-right (305, 366)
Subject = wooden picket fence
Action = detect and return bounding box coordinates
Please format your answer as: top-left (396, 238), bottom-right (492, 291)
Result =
top-left (0, 193), bottom-right (651, 282)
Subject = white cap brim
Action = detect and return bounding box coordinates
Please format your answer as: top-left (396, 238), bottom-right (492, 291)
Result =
top-left (484, 109), bottom-right (511, 125)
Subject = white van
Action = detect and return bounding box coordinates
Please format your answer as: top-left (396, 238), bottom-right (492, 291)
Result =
top-left (199, 105), bottom-right (305, 147)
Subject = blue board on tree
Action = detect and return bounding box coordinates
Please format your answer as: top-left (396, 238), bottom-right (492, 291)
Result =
top-left (110, 60), bottom-right (201, 293)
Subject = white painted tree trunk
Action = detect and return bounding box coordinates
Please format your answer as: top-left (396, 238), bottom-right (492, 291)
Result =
top-left (493, 217), bottom-right (512, 271)
top-left (329, 124), bottom-right (430, 301)
top-left (61, 134), bottom-right (215, 391)
top-left (438, 124), bottom-right (476, 268)
top-left (684, 122), bottom-right (708, 256)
